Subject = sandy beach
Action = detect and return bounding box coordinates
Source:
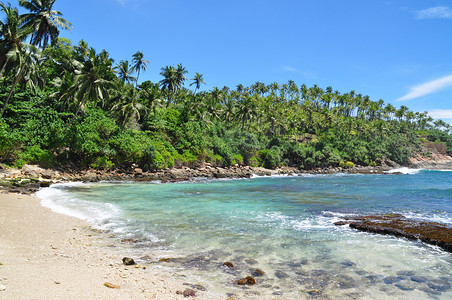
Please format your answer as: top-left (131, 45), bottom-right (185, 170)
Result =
top-left (0, 191), bottom-right (208, 300)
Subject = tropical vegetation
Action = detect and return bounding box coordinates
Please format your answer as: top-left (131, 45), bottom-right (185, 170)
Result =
top-left (1, 1), bottom-right (451, 172)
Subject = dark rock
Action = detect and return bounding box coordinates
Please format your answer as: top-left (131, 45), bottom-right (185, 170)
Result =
top-left (311, 269), bottom-right (327, 277)
top-left (237, 276), bottom-right (256, 285)
top-left (245, 259), bottom-right (258, 265)
top-left (363, 275), bottom-right (381, 284)
top-left (336, 275), bottom-right (355, 289)
top-left (411, 276), bottom-right (428, 283)
top-left (183, 288), bottom-right (196, 297)
top-left (427, 279), bottom-right (450, 291)
top-left (335, 214), bottom-right (452, 253)
top-left (121, 238), bottom-right (139, 243)
top-left (122, 257), bottom-right (135, 265)
top-left (272, 291), bottom-right (283, 296)
top-left (275, 270), bottom-right (289, 279)
top-left (334, 221), bottom-right (350, 226)
top-left (383, 276), bottom-right (401, 284)
top-left (340, 260), bottom-right (356, 268)
top-left (420, 287), bottom-right (442, 295)
top-left (395, 282), bottom-right (415, 291)
top-left (252, 269), bottom-right (265, 276)
top-left (396, 270), bottom-right (415, 276)
top-left (159, 257), bottom-right (174, 262)
top-left (223, 261), bottom-right (234, 268)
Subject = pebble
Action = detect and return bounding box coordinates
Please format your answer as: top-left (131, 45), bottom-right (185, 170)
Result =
top-left (0, 285), bottom-right (5, 291)
top-left (275, 270), bottom-right (289, 279)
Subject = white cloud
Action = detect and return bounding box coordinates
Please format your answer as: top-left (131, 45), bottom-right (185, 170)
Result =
top-left (428, 109), bottom-right (452, 119)
top-left (397, 75), bottom-right (452, 101)
top-left (416, 6), bottom-right (452, 19)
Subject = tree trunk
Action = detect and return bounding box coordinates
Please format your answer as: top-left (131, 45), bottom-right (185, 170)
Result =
top-left (63, 96), bottom-right (87, 134)
top-left (1, 64), bottom-right (25, 117)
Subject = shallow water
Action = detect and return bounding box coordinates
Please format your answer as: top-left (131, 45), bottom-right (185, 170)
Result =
top-left (37, 170), bottom-right (452, 299)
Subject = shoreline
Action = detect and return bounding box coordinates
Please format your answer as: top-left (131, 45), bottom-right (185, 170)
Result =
top-left (1, 166), bottom-right (451, 299)
top-left (0, 192), bottom-right (211, 299)
top-left (2, 156), bottom-right (452, 195)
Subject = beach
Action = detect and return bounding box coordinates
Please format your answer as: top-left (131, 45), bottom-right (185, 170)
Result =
top-left (0, 192), bottom-right (204, 300)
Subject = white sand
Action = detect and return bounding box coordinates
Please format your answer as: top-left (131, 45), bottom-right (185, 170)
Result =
top-left (0, 192), bottom-right (212, 299)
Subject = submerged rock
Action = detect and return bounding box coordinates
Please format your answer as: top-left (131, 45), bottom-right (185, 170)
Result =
top-left (274, 270), bottom-right (289, 279)
top-left (335, 214), bottom-right (452, 253)
top-left (237, 276), bottom-right (256, 285)
top-left (411, 276), bottom-right (428, 283)
top-left (427, 279), bottom-right (450, 292)
top-left (252, 268), bottom-right (265, 276)
top-left (223, 261), bottom-right (234, 268)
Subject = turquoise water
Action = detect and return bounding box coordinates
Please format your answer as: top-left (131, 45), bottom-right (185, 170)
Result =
top-left (38, 170), bottom-right (452, 299)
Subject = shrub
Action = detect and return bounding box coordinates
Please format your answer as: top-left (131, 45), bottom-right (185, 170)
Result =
top-left (231, 154), bottom-right (243, 165)
top-left (90, 156), bottom-right (114, 170)
top-left (15, 145), bottom-right (54, 168)
top-left (339, 160), bottom-right (355, 168)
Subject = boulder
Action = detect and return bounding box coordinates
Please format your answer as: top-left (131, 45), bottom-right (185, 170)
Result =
top-left (237, 276), bottom-right (256, 285)
top-left (335, 214), bottom-right (452, 253)
top-left (122, 257), bottom-right (136, 265)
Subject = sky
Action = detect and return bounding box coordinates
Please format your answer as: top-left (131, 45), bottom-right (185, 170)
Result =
top-left (9, 0), bottom-right (452, 123)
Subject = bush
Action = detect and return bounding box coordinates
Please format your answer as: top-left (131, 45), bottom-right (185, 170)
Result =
top-left (90, 156), bottom-right (114, 170)
top-left (231, 154), bottom-right (243, 165)
top-left (339, 160), bottom-right (355, 168)
top-left (15, 145), bottom-right (54, 168)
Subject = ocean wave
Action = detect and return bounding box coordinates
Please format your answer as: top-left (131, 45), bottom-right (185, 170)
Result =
top-left (385, 167), bottom-right (423, 175)
top-left (36, 183), bottom-right (122, 228)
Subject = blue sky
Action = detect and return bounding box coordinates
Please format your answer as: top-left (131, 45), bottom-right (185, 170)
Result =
top-left (10, 0), bottom-right (452, 122)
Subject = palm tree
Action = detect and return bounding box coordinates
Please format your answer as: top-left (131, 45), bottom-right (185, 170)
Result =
top-left (159, 64), bottom-right (187, 107)
top-left (189, 72), bottom-right (205, 95)
top-left (19, 0), bottom-right (72, 49)
top-left (63, 48), bottom-right (114, 133)
top-left (2, 0), bottom-right (71, 116)
top-left (114, 60), bottom-right (136, 84)
top-left (0, 3), bottom-right (41, 116)
top-left (111, 84), bottom-right (147, 129)
top-left (131, 51), bottom-right (148, 86)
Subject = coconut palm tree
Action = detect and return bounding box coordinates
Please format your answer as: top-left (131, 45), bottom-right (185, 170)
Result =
top-left (189, 72), bottom-right (205, 95)
top-left (114, 60), bottom-right (136, 84)
top-left (111, 84), bottom-right (147, 129)
top-left (0, 3), bottom-right (41, 116)
top-left (131, 51), bottom-right (148, 86)
top-left (62, 48), bottom-right (114, 133)
top-left (19, 0), bottom-right (72, 49)
top-left (159, 64), bottom-right (187, 107)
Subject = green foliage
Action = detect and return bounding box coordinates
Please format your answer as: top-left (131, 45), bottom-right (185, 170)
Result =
top-left (339, 161), bottom-right (355, 168)
top-left (231, 154), bottom-right (243, 165)
top-left (15, 145), bottom-right (54, 168)
top-left (90, 156), bottom-right (114, 170)
top-left (258, 147), bottom-right (281, 169)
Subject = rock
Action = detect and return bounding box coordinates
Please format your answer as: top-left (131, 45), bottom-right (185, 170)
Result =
top-left (40, 181), bottom-right (51, 188)
top-left (122, 257), bottom-right (135, 265)
top-left (383, 276), bottom-right (402, 284)
top-left (121, 238), bottom-right (139, 243)
top-left (335, 214), bottom-right (452, 253)
top-left (245, 259), bottom-right (258, 265)
top-left (104, 282), bottom-right (120, 289)
top-left (427, 279), bottom-right (450, 291)
top-left (395, 283), bottom-right (415, 291)
top-left (223, 261), bottom-right (234, 268)
top-left (237, 276), bottom-right (256, 285)
top-left (396, 270), bottom-right (415, 276)
top-left (274, 270), bottom-right (289, 279)
top-left (340, 260), bottom-right (356, 268)
top-left (0, 285), bottom-right (5, 291)
top-left (183, 288), bottom-right (196, 297)
top-left (411, 276), bottom-right (428, 283)
top-left (159, 257), bottom-right (174, 262)
top-left (252, 269), bottom-right (265, 276)
top-left (336, 275), bottom-right (355, 289)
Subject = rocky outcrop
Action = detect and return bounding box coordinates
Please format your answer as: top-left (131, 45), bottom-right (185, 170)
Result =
top-left (335, 214), bottom-right (452, 253)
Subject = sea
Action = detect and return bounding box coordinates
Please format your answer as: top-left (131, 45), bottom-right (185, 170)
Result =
top-left (37, 168), bottom-right (452, 299)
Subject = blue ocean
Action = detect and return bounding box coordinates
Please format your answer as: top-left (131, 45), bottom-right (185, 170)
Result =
top-left (37, 169), bottom-right (452, 299)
